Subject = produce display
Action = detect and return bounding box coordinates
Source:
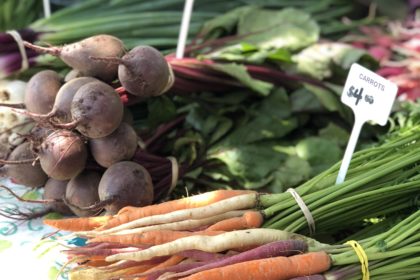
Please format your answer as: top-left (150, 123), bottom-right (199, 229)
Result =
top-left (0, 0), bottom-right (419, 280)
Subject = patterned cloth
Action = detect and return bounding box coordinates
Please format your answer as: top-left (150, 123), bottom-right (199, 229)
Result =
top-left (0, 179), bottom-right (69, 280)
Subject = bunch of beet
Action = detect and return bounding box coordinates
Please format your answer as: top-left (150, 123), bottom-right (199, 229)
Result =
top-left (0, 35), bottom-right (182, 219)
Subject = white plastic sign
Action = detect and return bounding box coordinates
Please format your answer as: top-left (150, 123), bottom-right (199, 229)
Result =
top-left (341, 63), bottom-right (398, 125)
top-left (336, 63), bottom-right (398, 184)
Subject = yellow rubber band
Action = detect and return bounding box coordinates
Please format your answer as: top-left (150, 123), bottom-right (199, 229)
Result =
top-left (345, 240), bottom-right (369, 280)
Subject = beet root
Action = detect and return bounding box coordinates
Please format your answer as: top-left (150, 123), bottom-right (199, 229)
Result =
top-left (68, 80), bottom-right (124, 138)
top-left (38, 130), bottom-right (87, 180)
top-left (19, 77), bottom-right (99, 124)
top-left (24, 35), bottom-right (125, 82)
top-left (0, 142), bottom-right (48, 187)
top-left (64, 170), bottom-right (101, 217)
top-left (24, 70), bottom-right (62, 114)
top-left (43, 178), bottom-right (73, 215)
top-left (98, 161), bottom-right (153, 215)
top-left (89, 122), bottom-right (138, 168)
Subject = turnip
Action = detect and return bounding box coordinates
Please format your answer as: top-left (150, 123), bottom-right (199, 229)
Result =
top-left (24, 35), bottom-right (125, 82)
top-left (57, 80), bottom-right (124, 138)
top-left (38, 130), bottom-right (87, 180)
top-left (0, 141), bottom-right (47, 188)
top-left (17, 77), bottom-right (99, 124)
top-left (24, 70), bottom-right (62, 114)
top-left (92, 45), bottom-right (171, 97)
top-left (64, 170), bottom-right (101, 217)
top-left (98, 161), bottom-right (154, 215)
top-left (89, 122), bottom-right (137, 168)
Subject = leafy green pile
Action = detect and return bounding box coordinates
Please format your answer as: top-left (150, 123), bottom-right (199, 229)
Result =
top-left (129, 6), bottom-right (388, 196)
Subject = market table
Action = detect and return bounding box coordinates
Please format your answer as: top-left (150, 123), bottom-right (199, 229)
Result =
top-left (0, 179), bottom-right (69, 280)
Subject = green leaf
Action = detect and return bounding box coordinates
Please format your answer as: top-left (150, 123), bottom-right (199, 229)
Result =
top-left (318, 123), bottom-right (350, 147)
top-left (147, 95), bottom-right (177, 128)
top-left (0, 239), bottom-right (12, 253)
top-left (290, 87), bottom-right (324, 113)
top-left (210, 143), bottom-right (288, 188)
top-left (209, 63), bottom-right (273, 95)
top-left (296, 136), bottom-right (342, 175)
top-left (199, 6), bottom-right (255, 39)
top-left (268, 156), bottom-right (312, 193)
top-left (205, 8), bottom-right (318, 64)
top-left (43, 212), bottom-right (63, 220)
top-left (293, 42), bottom-right (377, 80)
top-left (237, 8), bottom-right (319, 51)
top-left (22, 189), bottom-right (41, 200)
top-left (218, 88), bottom-right (297, 145)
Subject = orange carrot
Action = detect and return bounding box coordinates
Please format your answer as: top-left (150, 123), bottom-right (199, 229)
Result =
top-left (128, 255), bottom-right (185, 280)
top-left (102, 190), bottom-right (253, 230)
top-left (206, 211), bottom-right (264, 232)
top-left (180, 251), bottom-right (331, 280)
top-left (43, 215), bottom-right (112, 232)
top-left (89, 230), bottom-right (224, 245)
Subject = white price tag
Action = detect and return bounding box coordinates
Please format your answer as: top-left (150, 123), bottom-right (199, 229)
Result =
top-left (336, 63), bottom-right (398, 184)
top-left (341, 63), bottom-right (398, 125)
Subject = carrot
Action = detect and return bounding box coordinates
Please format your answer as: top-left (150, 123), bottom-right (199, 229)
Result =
top-left (180, 251), bottom-right (331, 280)
top-left (43, 215), bottom-right (112, 231)
top-left (163, 240), bottom-right (308, 279)
top-left (69, 263), bottom-right (156, 280)
top-left (102, 190), bottom-right (254, 230)
top-left (89, 230), bottom-right (224, 245)
top-left (206, 211), bottom-right (264, 232)
top-left (126, 255), bottom-right (184, 280)
top-left (94, 193), bottom-right (257, 236)
top-left (105, 229), bottom-right (325, 263)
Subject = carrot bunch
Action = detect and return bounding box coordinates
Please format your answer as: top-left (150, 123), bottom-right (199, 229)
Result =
top-left (42, 190), bottom-right (332, 279)
top-left (42, 125), bottom-right (420, 279)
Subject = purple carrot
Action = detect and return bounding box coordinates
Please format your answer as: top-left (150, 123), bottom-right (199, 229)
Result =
top-left (164, 240), bottom-right (307, 279)
top-left (178, 250), bottom-right (226, 262)
top-left (289, 275), bottom-right (326, 280)
top-left (97, 256), bottom-right (169, 272)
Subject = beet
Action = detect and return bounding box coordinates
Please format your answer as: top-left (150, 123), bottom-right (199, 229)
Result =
top-left (43, 178), bottom-right (73, 215)
top-left (89, 122), bottom-right (138, 168)
top-left (24, 35), bottom-right (125, 82)
top-left (38, 130), bottom-right (87, 180)
top-left (0, 142), bottom-right (48, 187)
top-left (58, 80), bottom-right (124, 139)
top-left (92, 45), bottom-right (171, 97)
top-left (65, 170), bottom-right (101, 217)
top-left (24, 70), bottom-right (62, 114)
top-left (98, 161), bottom-right (153, 214)
top-left (21, 77), bottom-right (99, 124)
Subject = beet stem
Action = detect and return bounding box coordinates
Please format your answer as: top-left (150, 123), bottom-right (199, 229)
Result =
top-left (50, 119), bottom-right (79, 129)
top-left (23, 41), bottom-right (61, 56)
top-left (63, 195), bottom-right (117, 212)
top-left (0, 158), bottom-right (38, 164)
top-left (12, 107), bottom-right (56, 121)
top-left (0, 103), bottom-right (25, 109)
top-left (0, 185), bottom-right (61, 204)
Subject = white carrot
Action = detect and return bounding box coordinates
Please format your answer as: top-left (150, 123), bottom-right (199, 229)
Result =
top-left (105, 228), bottom-right (322, 262)
top-left (81, 210), bottom-right (248, 238)
top-left (86, 193), bottom-right (258, 236)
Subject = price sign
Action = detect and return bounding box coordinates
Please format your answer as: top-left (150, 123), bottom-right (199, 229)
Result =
top-left (336, 63), bottom-right (398, 184)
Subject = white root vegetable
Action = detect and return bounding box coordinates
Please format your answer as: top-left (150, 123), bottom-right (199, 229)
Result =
top-left (0, 80), bottom-right (33, 147)
top-left (82, 210), bottom-right (248, 238)
top-left (91, 193), bottom-right (258, 236)
top-left (105, 228), bottom-right (318, 262)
